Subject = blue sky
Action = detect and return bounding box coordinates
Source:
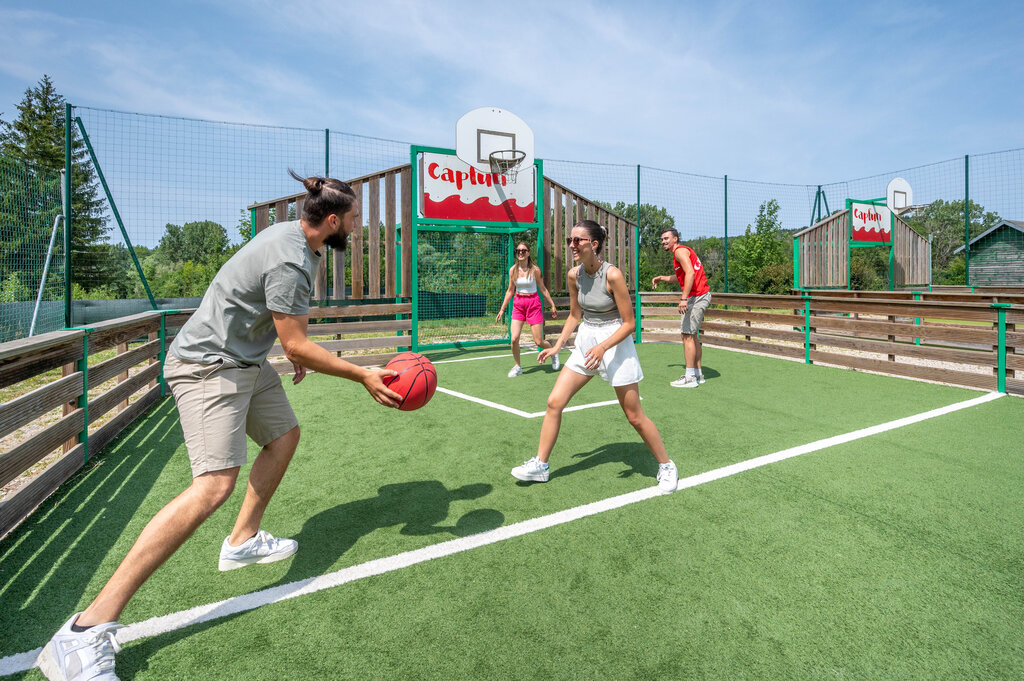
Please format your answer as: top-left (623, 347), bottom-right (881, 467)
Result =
top-left (2, 0), bottom-right (1022, 186)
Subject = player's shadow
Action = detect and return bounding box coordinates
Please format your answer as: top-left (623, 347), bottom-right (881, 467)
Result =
top-left (107, 482), bottom-right (502, 680)
top-left (518, 442), bottom-right (658, 483)
top-left (666, 363), bottom-right (720, 380)
top-left (275, 481), bottom-right (504, 585)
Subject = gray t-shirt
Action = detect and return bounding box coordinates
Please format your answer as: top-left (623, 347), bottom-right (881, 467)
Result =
top-left (576, 261), bottom-right (621, 324)
top-left (170, 220), bottom-right (321, 366)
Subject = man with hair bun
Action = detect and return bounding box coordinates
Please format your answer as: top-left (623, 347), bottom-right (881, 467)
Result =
top-left (651, 227), bottom-right (711, 388)
top-left (38, 172), bottom-right (403, 681)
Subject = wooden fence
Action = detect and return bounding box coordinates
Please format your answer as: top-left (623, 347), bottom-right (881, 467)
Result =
top-left (249, 167), bottom-right (639, 301)
top-left (0, 300), bottom-right (412, 538)
top-left (640, 292), bottom-right (1022, 396)
top-left (793, 211), bottom-right (930, 289)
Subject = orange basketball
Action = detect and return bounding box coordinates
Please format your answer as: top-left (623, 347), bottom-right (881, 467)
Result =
top-left (382, 352), bottom-right (437, 411)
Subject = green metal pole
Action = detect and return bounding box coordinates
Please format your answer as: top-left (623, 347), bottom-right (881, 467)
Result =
top-left (793, 238), bottom-right (800, 291)
top-left (250, 208), bottom-right (256, 240)
top-left (964, 155), bottom-right (970, 286)
top-left (410, 150), bottom-right (419, 351)
top-left (636, 165), bottom-right (641, 343)
top-left (803, 295), bottom-right (812, 364)
top-left (724, 174), bottom-right (729, 293)
top-left (64, 103), bottom-right (73, 327)
top-left (913, 292), bottom-right (921, 345)
top-left (325, 129), bottom-right (330, 176)
top-left (78, 334), bottom-right (90, 462)
top-left (994, 303), bottom-right (1009, 393)
top-left (159, 312), bottom-right (168, 397)
top-left (75, 117), bottom-right (158, 309)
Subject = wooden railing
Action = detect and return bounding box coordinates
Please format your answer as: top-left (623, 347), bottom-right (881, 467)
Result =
top-left (641, 292), bottom-right (1022, 395)
top-left (0, 300), bottom-right (412, 538)
top-left (248, 164), bottom-right (412, 301)
top-left (0, 310), bottom-right (188, 537)
top-left (799, 288), bottom-right (1024, 306)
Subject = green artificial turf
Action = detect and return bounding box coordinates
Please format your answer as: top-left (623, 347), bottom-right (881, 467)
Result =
top-left (2, 345), bottom-right (1020, 679)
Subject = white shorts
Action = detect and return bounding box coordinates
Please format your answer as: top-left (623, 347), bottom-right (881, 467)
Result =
top-left (564, 320), bottom-right (644, 387)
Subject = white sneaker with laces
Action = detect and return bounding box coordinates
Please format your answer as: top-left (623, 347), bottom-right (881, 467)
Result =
top-left (507, 365), bottom-right (523, 378)
top-left (551, 353), bottom-right (560, 370)
top-left (511, 457), bottom-right (550, 482)
top-left (37, 613), bottom-right (123, 681)
top-left (670, 374), bottom-right (699, 388)
top-left (218, 529), bottom-right (298, 572)
top-left (657, 460), bottom-right (679, 494)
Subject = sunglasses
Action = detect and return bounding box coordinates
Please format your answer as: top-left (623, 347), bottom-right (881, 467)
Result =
top-left (515, 248), bottom-right (529, 254)
top-left (566, 237), bottom-right (592, 246)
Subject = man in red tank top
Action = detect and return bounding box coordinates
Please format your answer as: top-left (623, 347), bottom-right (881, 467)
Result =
top-left (651, 228), bottom-right (712, 388)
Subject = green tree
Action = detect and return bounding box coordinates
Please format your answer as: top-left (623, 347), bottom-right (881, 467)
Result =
top-left (730, 199), bottom-right (788, 293)
top-left (0, 75), bottom-right (110, 291)
top-left (156, 220), bottom-right (229, 266)
top-left (902, 199), bottom-right (1001, 275)
top-left (594, 201), bottom-right (675, 247)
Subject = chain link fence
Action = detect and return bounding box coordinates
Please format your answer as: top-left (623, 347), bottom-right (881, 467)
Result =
top-left (3, 104), bottom-right (1021, 343)
top-left (0, 155), bottom-right (65, 342)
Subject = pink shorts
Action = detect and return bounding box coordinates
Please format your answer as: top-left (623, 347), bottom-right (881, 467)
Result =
top-left (512, 293), bottom-right (544, 325)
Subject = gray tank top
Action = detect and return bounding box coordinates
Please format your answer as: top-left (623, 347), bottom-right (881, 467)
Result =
top-left (576, 261), bottom-right (621, 324)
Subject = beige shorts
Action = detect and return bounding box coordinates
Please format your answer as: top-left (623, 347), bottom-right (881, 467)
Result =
top-left (681, 293), bottom-right (712, 335)
top-left (163, 353), bottom-right (299, 477)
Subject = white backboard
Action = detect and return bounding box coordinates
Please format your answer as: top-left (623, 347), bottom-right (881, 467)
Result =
top-left (456, 108), bottom-right (534, 174)
top-left (886, 177), bottom-right (913, 214)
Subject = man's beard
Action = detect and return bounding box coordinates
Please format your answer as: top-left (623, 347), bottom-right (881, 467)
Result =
top-left (324, 232), bottom-right (348, 250)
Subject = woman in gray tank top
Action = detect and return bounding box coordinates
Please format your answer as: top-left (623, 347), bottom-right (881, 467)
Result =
top-left (511, 220), bottom-right (679, 494)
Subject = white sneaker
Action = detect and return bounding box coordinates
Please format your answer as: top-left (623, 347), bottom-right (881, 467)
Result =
top-left (670, 374), bottom-right (699, 388)
top-left (551, 353), bottom-right (560, 371)
top-left (657, 460), bottom-right (678, 494)
top-left (511, 457), bottom-right (550, 482)
top-left (507, 365), bottom-right (522, 378)
top-left (697, 373), bottom-right (706, 384)
top-left (37, 613), bottom-right (123, 681)
top-left (218, 529), bottom-right (298, 572)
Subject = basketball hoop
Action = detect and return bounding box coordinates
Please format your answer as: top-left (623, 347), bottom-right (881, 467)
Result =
top-left (489, 149), bottom-right (527, 182)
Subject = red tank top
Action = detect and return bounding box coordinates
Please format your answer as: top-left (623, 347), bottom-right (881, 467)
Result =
top-left (672, 245), bottom-right (710, 297)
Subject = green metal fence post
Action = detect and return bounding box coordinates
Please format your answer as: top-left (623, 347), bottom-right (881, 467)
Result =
top-left (964, 155), bottom-right (970, 286)
top-left (993, 303), bottom-right (1009, 393)
top-left (803, 295), bottom-right (812, 364)
top-left (636, 165), bottom-right (642, 343)
top-left (78, 334), bottom-right (90, 462)
top-left (64, 103), bottom-right (73, 328)
top-left (723, 174), bottom-right (729, 293)
top-left (75, 117), bottom-right (158, 309)
top-left (913, 292), bottom-right (922, 345)
top-left (792, 238), bottom-right (800, 291)
top-left (159, 312), bottom-right (168, 397)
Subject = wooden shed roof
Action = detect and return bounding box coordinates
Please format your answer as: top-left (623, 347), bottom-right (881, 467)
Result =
top-left (953, 220), bottom-right (1024, 254)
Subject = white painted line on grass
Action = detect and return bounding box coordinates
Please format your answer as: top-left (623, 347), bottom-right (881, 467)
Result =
top-left (435, 387), bottom-right (633, 418)
top-left (432, 353), bottom-right (512, 365)
top-left (0, 391), bottom-right (1003, 675)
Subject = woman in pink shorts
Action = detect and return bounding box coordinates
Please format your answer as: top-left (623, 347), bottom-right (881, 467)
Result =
top-left (495, 241), bottom-right (560, 377)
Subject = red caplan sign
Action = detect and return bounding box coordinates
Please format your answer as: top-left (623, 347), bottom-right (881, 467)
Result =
top-left (850, 202), bottom-right (892, 244)
top-left (420, 152), bottom-right (535, 223)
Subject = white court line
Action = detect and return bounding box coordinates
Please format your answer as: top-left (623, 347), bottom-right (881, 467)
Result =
top-left (435, 387), bottom-right (631, 419)
top-left (432, 353), bottom-right (512, 365)
top-left (0, 391), bottom-right (1002, 675)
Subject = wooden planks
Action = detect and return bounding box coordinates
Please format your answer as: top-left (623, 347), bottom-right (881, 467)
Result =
top-left (0, 373), bottom-right (82, 441)
top-left (0, 409), bottom-right (85, 489)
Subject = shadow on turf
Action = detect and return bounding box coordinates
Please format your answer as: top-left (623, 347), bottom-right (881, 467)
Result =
top-left (0, 398), bottom-right (184, 656)
top-left (514, 441), bottom-right (659, 485)
top-left (274, 481), bottom-right (504, 585)
top-left (665, 363), bottom-right (720, 380)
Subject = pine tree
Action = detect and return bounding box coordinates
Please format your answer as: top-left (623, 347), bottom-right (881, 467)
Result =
top-left (0, 75), bottom-right (111, 290)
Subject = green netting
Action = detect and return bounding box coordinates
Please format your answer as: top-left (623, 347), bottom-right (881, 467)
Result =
top-left (0, 155), bottom-right (66, 342)
top-left (415, 229), bottom-right (511, 348)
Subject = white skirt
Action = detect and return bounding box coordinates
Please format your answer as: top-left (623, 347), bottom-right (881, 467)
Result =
top-left (564, 320), bottom-right (644, 386)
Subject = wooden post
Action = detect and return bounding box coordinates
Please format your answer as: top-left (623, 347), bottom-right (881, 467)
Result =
top-left (117, 342), bottom-right (129, 412)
